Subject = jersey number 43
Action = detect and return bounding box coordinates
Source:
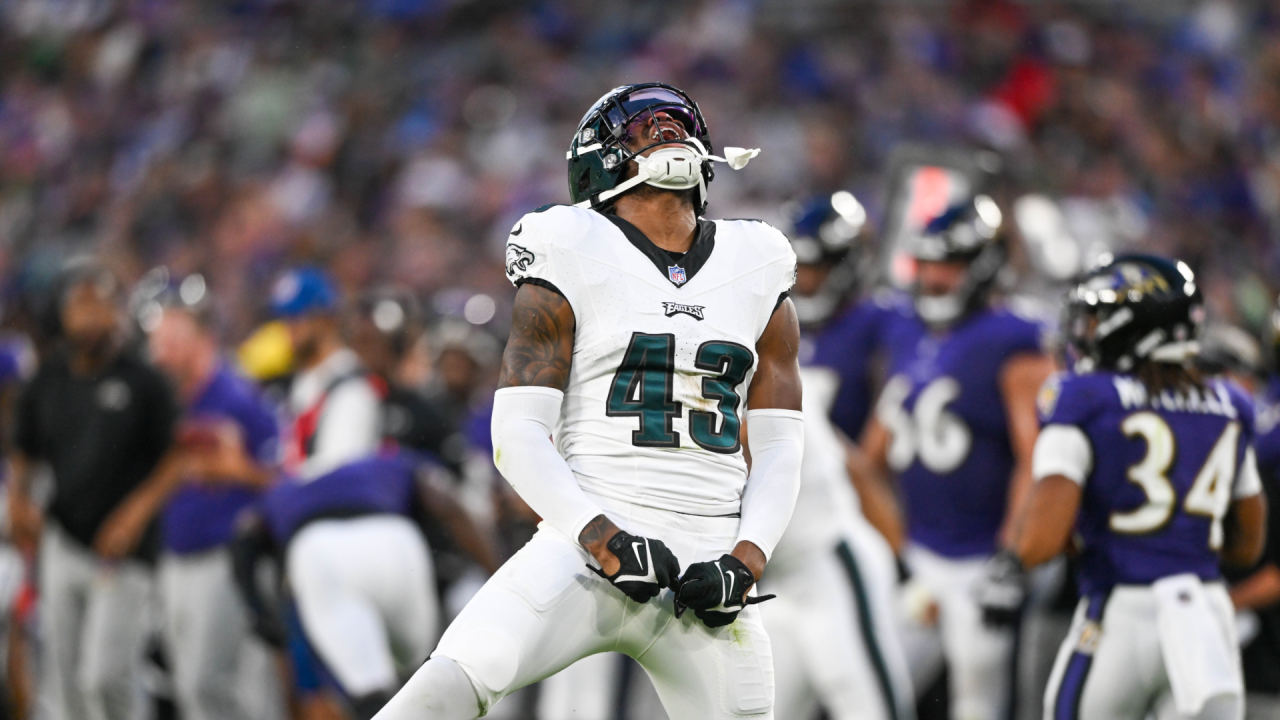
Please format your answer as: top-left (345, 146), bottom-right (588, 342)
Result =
top-left (606, 332), bottom-right (753, 454)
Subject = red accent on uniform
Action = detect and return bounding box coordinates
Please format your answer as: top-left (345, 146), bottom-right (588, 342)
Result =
top-left (283, 372), bottom-right (389, 475)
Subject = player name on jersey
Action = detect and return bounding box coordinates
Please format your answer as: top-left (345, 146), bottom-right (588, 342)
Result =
top-left (1112, 376), bottom-right (1239, 418)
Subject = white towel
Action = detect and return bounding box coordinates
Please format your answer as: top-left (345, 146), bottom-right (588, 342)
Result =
top-left (1153, 574), bottom-right (1242, 716)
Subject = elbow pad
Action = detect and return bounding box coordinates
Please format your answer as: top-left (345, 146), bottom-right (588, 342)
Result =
top-left (735, 408), bottom-right (805, 561)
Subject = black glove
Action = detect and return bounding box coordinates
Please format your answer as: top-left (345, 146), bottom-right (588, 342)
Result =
top-left (975, 549), bottom-right (1028, 628)
top-left (588, 531), bottom-right (681, 603)
top-left (674, 554), bottom-right (774, 628)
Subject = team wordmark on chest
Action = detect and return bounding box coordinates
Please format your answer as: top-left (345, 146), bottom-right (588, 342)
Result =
top-left (662, 302), bottom-right (705, 320)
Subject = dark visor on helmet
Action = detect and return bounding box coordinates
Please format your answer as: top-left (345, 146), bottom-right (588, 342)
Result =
top-left (602, 88), bottom-right (701, 140)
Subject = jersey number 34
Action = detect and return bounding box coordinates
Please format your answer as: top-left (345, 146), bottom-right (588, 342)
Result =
top-left (606, 332), bottom-right (753, 454)
top-left (1115, 412), bottom-right (1238, 549)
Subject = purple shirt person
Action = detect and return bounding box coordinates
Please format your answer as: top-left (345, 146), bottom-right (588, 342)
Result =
top-left (144, 275), bottom-right (281, 720)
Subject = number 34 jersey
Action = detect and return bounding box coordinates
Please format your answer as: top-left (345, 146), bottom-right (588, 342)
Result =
top-left (1037, 371), bottom-right (1262, 595)
top-left (504, 205), bottom-right (797, 517)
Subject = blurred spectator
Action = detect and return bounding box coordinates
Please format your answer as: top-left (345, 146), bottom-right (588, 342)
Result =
top-left (348, 286), bottom-right (465, 472)
top-left (272, 267), bottom-right (380, 480)
top-left (141, 272), bottom-right (283, 720)
top-left (8, 261), bottom-right (177, 720)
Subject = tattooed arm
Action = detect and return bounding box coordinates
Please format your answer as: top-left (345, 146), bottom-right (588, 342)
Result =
top-left (494, 283), bottom-right (624, 575)
top-left (497, 282), bottom-right (575, 390)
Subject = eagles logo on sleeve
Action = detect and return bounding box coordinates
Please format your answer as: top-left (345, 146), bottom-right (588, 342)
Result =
top-left (505, 243), bottom-right (535, 282)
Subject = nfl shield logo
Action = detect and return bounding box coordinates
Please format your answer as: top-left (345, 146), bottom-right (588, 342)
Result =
top-left (668, 265), bottom-right (687, 286)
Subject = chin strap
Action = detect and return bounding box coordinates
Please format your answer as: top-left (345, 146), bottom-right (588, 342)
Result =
top-left (572, 140), bottom-right (760, 209)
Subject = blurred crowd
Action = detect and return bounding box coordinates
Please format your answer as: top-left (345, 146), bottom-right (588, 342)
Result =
top-left (2, 0), bottom-right (1280, 719)
top-left (6, 0), bottom-right (1280, 338)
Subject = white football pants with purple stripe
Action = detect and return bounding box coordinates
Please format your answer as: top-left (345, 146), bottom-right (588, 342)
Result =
top-left (1044, 584), bottom-right (1242, 720)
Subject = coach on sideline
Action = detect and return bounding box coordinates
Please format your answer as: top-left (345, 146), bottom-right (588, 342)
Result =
top-left (8, 260), bottom-right (179, 720)
top-left (139, 272), bottom-right (283, 720)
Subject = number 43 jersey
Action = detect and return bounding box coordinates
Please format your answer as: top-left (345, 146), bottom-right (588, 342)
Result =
top-left (504, 205), bottom-right (797, 517)
top-left (1037, 371), bottom-right (1262, 595)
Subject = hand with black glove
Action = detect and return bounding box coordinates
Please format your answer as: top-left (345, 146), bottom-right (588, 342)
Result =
top-left (975, 549), bottom-right (1028, 628)
top-left (674, 553), bottom-right (775, 628)
top-left (588, 530), bottom-right (681, 603)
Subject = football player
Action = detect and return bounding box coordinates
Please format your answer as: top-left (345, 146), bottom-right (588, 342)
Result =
top-left (1198, 321), bottom-right (1280, 717)
top-left (232, 451), bottom-right (497, 720)
top-left (978, 254), bottom-right (1267, 719)
top-left (854, 196), bottom-right (1053, 720)
top-left (759, 192), bottom-right (916, 720)
top-left (376, 83), bottom-right (804, 720)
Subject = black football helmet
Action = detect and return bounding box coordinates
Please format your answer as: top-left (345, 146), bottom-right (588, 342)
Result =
top-left (910, 195), bottom-right (1005, 327)
top-left (1063, 254), bottom-right (1204, 373)
top-left (568, 83), bottom-right (758, 215)
top-left (569, 83), bottom-right (710, 213)
top-left (788, 191), bottom-right (868, 328)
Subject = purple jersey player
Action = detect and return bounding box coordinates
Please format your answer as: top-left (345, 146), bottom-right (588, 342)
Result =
top-left (979, 254), bottom-right (1267, 720)
top-left (855, 196), bottom-right (1053, 720)
top-left (230, 450), bottom-right (497, 720)
top-left (757, 192), bottom-right (917, 720)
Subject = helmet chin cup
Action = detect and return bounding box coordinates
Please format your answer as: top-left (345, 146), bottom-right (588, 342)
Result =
top-left (916, 293), bottom-right (963, 327)
top-left (637, 146), bottom-right (703, 190)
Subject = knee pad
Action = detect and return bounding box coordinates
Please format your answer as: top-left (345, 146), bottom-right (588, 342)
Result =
top-left (378, 657), bottom-right (483, 720)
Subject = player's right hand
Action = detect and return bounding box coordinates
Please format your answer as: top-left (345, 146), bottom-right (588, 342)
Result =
top-left (588, 530), bottom-right (680, 603)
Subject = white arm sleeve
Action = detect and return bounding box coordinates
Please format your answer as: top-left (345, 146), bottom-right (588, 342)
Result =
top-left (302, 379), bottom-right (382, 480)
top-left (1234, 447), bottom-right (1263, 500)
top-left (735, 408), bottom-right (805, 561)
top-left (491, 386), bottom-right (603, 543)
top-left (1031, 424), bottom-right (1093, 486)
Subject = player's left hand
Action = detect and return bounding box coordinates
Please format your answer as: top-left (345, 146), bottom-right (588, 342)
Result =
top-left (975, 549), bottom-right (1027, 627)
top-left (674, 554), bottom-right (775, 628)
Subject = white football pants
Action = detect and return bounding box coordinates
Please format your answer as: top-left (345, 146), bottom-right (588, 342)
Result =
top-left (287, 515), bottom-right (437, 697)
top-left (536, 651), bottom-right (620, 720)
top-left (380, 494), bottom-right (775, 719)
top-left (1044, 584), bottom-right (1243, 720)
top-left (906, 545), bottom-right (1016, 720)
top-left (761, 518), bottom-right (915, 720)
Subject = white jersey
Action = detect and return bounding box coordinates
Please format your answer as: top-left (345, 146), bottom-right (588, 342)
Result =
top-left (504, 204), bottom-right (795, 517)
top-left (768, 365), bottom-right (864, 573)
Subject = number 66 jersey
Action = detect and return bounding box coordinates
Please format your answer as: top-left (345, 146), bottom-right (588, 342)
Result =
top-left (1036, 371), bottom-right (1262, 595)
top-left (504, 204), bottom-right (797, 517)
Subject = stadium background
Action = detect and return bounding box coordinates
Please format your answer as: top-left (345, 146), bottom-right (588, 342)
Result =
top-left (0, 0), bottom-right (1276, 719)
top-left (3, 0), bottom-right (1278, 342)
